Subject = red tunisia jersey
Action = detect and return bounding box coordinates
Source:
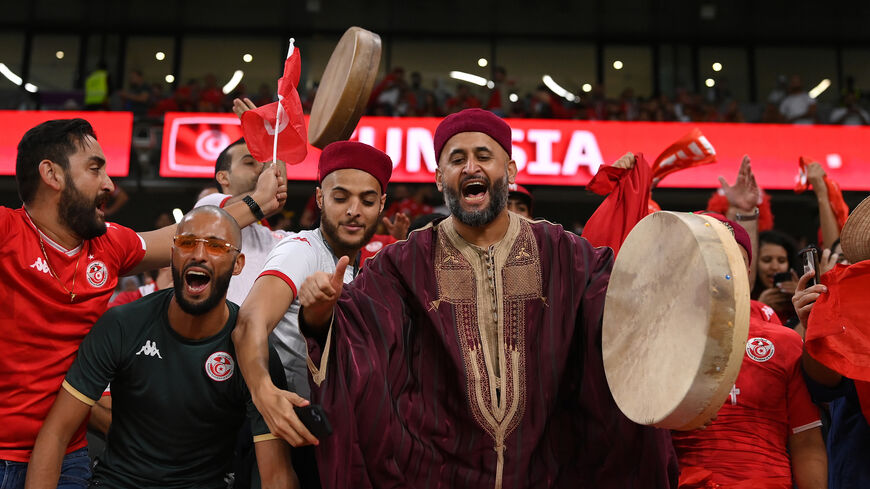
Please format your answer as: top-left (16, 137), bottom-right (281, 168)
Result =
top-left (0, 207), bottom-right (146, 462)
top-left (360, 234), bottom-right (397, 265)
top-left (750, 299), bottom-right (781, 325)
top-left (672, 318), bottom-right (821, 484)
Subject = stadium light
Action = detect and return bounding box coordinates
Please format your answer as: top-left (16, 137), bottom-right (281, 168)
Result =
top-left (155, 51), bottom-right (166, 61)
top-left (509, 93), bottom-right (519, 103)
top-left (243, 54), bottom-right (253, 63)
top-left (712, 62), bottom-right (722, 72)
top-left (449, 71), bottom-right (488, 87)
top-left (24, 83), bottom-right (37, 93)
top-left (613, 60), bottom-right (624, 70)
top-left (0, 63), bottom-right (23, 86)
top-left (165, 74), bottom-right (175, 83)
top-left (222, 70), bottom-right (244, 94)
top-left (542, 75), bottom-right (578, 102)
top-left (705, 78), bottom-right (715, 88)
top-left (56, 51), bottom-right (64, 60)
top-left (478, 58), bottom-right (488, 67)
top-left (582, 83), bottom-right (592, 93)
top-left (809, 79), bottom-right (831, 99)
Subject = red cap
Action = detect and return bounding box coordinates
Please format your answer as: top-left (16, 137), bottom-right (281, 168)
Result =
top-left (318, 141), bottom-right (393, 194)
top-left (508, 183), bottom-right (533, 213)
top-left (697, 211), bottom-right (752, 263)
top-left (433, 108), bottom-right (512, 161)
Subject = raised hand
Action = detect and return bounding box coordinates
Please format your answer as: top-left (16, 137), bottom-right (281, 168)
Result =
top-left (819, 248), bottom-right (839, 275)
top-left (233, 97), bottom-right (257, 119)
top-left (612, 152), bottom-right (637, 170)
top-left (718, 155), bottom-right (759, 213)
top-left (792, 270), bottom-right (828, 330)
top-left (383, 212), bottom-right (411, 240)
top-left (299, 256), bottom-right (349, 329)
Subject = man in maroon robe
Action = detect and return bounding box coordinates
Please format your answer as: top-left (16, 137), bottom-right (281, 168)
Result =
top-left (281, 109), bottom-right (678, 488)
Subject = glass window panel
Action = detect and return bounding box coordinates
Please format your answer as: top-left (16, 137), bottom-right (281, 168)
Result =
top-left (603, 45), bottom-right (652, 98)
top-left (841, 48), bottom-right (870, 99)
top-left (390, 38), bottom-right (490, 107)
top-left (658, 43), bottom-right (694, 97)
top-left (180, 37), bottom-right (282, 106)
top-left (496, 41), bottom-right (596, 101)
top-left (755, 47), bottom-right (838, 105)
top-left (125, 36), bottom-right (175, 86)
top-left (0, 32), bottom-right (26, 109)
top-left (30, 34), bottom-right (80, 92)
top-left (698, 47), bottom-right (749, 103)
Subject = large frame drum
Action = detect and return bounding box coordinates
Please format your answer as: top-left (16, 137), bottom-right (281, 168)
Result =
top-left (602, 211), bottom-right (750, 431)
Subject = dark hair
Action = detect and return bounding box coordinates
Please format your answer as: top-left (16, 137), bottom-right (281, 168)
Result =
top-left (214, 138), bottom-right (246, 190)
top-left (215, 138), bottom-right (246, 175)
top-left (15, 118), bottom-right (97, 204)
top-left (753, 230), bottom-right (800, 294)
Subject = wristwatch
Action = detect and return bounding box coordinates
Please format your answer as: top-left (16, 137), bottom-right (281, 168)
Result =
top-left (243, 195), bottom-right (265, 220)
top-left (735, 207), bottom-right (759, 221)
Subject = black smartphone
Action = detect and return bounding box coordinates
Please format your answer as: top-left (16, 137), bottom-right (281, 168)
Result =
top-left (772, 271), bottom-right (792, 286)
top-left (798, 246), bottom-right (821, 287)
top-left (294, 404), bottom-right (333, 439)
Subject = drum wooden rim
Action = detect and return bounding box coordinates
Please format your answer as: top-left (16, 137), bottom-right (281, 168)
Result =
top-left (308, 26), bottom-right (382, 149)
top-left (602, 211), bottom-right (750, 430)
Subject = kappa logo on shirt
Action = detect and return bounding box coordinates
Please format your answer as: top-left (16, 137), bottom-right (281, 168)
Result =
top-left (29, 257), bottom-right (51, 275)
top-left (136, 340), bottom-right (163, 358)
top-left (746, 337), bottom-right (775, 362)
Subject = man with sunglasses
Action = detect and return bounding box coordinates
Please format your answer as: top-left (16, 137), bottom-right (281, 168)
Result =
top-left (0, 119), bottom-right (285, 488)
top-left (26, 206), bottom-right (296, 489)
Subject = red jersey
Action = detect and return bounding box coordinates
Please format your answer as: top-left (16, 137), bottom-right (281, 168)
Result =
top-left (672, 318), bottom-right (821, 485)
top-left (108, 283), bottom-right (158, 308)
top-left (384, 199), bottom-right (434, 220)
top-left (0, 207), bottom-right (146, 461)
top-left (360, 234), bottom-right (397, 265)
top-left (750, 299), bottom-right (781, 325)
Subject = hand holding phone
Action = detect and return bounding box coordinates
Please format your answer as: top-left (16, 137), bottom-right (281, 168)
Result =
top-left (294, 404), bottom-right (333, 439)
top-left (798, 246), bottom-right (821, 287)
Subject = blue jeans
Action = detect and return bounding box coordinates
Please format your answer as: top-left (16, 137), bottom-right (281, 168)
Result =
top-left (0, 447), bottom-right (91, 489)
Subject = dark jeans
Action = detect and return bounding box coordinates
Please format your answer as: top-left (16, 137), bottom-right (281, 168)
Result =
top-left (0, 447), bottom-right (91, 489)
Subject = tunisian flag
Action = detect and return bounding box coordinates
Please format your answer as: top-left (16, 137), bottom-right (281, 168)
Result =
top-left (795, 156), bottom-right (850, 231)
top-left (241, 43), bottom-right (308, 165)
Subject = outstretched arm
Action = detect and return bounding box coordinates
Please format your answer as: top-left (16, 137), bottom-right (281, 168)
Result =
top-left (234, 275), bottom-right (318, 447)
top-left (25, 389), bottom-right (93, 489)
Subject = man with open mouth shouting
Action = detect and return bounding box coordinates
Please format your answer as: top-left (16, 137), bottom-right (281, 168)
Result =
top-left (288, 108), bottom-right (678, 489)
top-left (0, 118), bottom-right (285, 489)
top-left (26, 206), bottom-right (295, 489)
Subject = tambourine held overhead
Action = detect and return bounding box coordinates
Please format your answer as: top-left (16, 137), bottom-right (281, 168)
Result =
top-left (308, 26), bottom-right (382, 149)
top-left (602, 211), bottom-right (750, 431)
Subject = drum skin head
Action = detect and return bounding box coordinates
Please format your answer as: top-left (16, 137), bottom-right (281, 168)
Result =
top-left (602, 211), bottom-right (750, 431)
top-left (308, 26), bottom-right (382, 149)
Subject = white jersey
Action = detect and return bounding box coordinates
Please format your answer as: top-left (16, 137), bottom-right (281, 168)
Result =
top-left (260, 228), bottom-right (356, 398)
top-left (194, 192), bottom-right (289, 305)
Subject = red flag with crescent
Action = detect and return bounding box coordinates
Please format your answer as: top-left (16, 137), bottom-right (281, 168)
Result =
top-left (241, 45), bottom-right (308, 165)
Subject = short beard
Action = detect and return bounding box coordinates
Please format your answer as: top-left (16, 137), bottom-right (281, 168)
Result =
top-left (172, 262), bottom-right (234, 315)
top-left (59, 174), bottom-right (109, 240)
top-left (320, 213), bottom-right (378, 254)
top-left (444, 173), bottom-right (509, 227)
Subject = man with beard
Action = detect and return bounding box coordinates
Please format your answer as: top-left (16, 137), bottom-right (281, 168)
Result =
top-left (286, 109), bottom-right (678, 488)
top-left (25, 206), bottom-right (296, 489)
top-left (233, 140), bottom-right (391, 416)
top-left (0, 119), bottom-right (284, 487)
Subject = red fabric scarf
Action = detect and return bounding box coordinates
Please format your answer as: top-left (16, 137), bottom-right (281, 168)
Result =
top-left (806, 261), bottom-right (870, 424)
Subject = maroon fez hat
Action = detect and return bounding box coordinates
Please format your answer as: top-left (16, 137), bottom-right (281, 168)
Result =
top-left (318, 141), bottom-right (393, 194)
top-left (697, 211), bottom-right (752, 263)
top-left (433, 108), bottom-right (512, 161)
